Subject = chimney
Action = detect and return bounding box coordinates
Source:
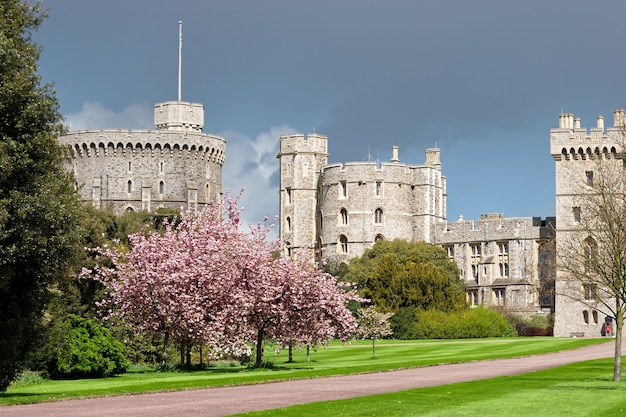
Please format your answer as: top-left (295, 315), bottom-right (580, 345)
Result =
top-left (391, 145), bottom-right (399, 162)
top-left (597, 115), bottom-right (604, 130)
top-left (574, 117), bottom-right (581, 129)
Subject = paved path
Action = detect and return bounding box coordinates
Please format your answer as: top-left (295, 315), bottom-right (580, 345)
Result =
top-left (0, 340), bottom-right (618, 417)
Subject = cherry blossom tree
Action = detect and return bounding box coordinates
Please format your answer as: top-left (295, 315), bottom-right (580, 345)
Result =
top-left (356, 306), bottom-right (393, 358)
top-left (86, 194), bottom-right (255, 365)
top-left (85, 192), bottom-right (362, 368)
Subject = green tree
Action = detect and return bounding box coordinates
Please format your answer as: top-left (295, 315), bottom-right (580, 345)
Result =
top-left (344, 240), bottom-right (467, 314)
top-left (0, 1), bottom-right (84, 392)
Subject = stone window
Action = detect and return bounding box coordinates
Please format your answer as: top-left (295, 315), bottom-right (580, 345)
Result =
top-left (338, 235), bottom-right (348, 254)
top-left (205, 164), bottom-right (211, 179)
top-left (583, 237), bottom-right (597, 273)
top-left (375, 181), bottom-right (382, 197)
top-left (374, 208), bottom-right (383, 224)
top-left (160, 161), bottom-right (164, 174)
top-left (583, 310), bottom-right (589, 324)
top-left (286, 216), bottom-right (292, 232)
top-left (205, 184), bottom-right (210, 199)
top-left (159, 180), bottom-right (164, 196)
top-left (286, 242), bottom-right (292, 257)
top-left (583, 284), bottom-right (597, 301)
top-left (340, 208), bottom-right (348, 225)
top-left (127, 161), bottom-right (132, 173)
top-left (499, 262), bottom-right (509, 277)
top-left (127, 180), bottom-right (132, 195)
top-left (468, 290), bottom-right (479, 307)
top-left (374, 234), bottom-right (384, 243)
top-left (340, 181), bottom-right (347, 199)
top-left (493, 288), bottom-right (505, 306)
top-left (573, 206), bottom-right (581, 223)
top-left (443, 245), bottom-right (454, 259)
top-left (498, 243), bottom-right (508, 254)
top-left (592, 310), bottom-right (598, 324)
top-left (286, 187), bottom-right (292, 205)
top-left (586, 170), bottom-right (594, 186)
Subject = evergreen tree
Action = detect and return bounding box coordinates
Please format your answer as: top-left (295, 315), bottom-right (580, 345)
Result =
top-left (0, 0), bottom-right (84, 392)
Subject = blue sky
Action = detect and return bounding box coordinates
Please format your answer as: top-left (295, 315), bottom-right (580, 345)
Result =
top-left (34, 0), bottom-right (626, 226)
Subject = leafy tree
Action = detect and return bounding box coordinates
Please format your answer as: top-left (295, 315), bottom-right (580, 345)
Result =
top-left (344, 240), bottom-right (467, 314)
top-left (45, 315), bottom-right (129, 379)
top-left (0, 1), bottom-right (84, 392)
top-left (356, 306), bottom-right (393, 358)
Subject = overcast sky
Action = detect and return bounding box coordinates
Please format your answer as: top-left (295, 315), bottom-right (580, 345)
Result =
top-left (35, 0), bottom-right (626, 227)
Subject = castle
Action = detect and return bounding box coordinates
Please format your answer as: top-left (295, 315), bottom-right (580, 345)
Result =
top-left (59, 93), bottom-right (625, 336)
top-left (277, 134), bottom-right (555, 316)
top-left (59, 100), bottom-right (225, 213)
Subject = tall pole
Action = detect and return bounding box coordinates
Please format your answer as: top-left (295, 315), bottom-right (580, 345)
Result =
top-left (178, 21), bottom-right (182, 101)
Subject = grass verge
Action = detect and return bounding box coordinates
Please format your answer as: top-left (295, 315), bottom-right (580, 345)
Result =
top-left (231, 357), bottom-right (626, 417)
top-left (0, 337), bottom-right (609, 406)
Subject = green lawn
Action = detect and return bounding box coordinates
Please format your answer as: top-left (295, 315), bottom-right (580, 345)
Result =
top-left (232, 358), bottom-right (626, 417)
top-left (0, 337), bottom-right (609, 406)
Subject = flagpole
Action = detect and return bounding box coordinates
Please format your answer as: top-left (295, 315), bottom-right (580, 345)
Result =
top-left (178, 21), bottom-right (182, 102)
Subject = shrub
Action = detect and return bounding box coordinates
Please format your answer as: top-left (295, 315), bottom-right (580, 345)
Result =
top-left (47, 315), bottom-right (130, 379)
top-left (503, 313), bottom-right (553, 336)
top-left (408, 307), bottom-right (516, 339)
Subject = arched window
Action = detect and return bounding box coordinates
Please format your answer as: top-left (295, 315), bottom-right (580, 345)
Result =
top-left (374, 234), bottom-right (384, 243)
top-left (205, 184), bottom-right (210, 199)
top-left (592, 310), bottom-right (598, 324)
top-left (128, 161), bottom-right (132, 173)
top-left (338, 235), bottom-right (348, 254)
top-left (160, 161), bottom-right (164, 173)
top-left (583, 310), bottom-right (589, 324)
top-left (159, 181), bottom-right (164, 195)
top-left (285, 242), bottom-right (292, 257)
top-left (374, 208), bottom-right (383, 224)
top-left (340, 208), bottom-right (348, 225)
top-left (286, 216), bottom-right (292, 232)
top-left (127, 180), bottom-right (132, 194)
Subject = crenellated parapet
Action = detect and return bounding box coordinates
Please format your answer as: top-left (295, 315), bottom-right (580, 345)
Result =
top-left (550, 110), bottom-right (625, 161)
top-left (60, 129), bottom-right (226, 164)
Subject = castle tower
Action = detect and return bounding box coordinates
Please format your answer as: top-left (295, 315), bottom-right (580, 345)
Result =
top-left (59, 100), bottom-right (226, 214)
top-left (277, 134), bottom-right (329, 255)
top-left (551, 110), bottom-right (625, 337)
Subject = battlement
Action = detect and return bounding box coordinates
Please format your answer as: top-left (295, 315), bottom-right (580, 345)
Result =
top-left (550, 110), bottom-right (625, 161)
top-left (59, 129), bottom-right (226, 164)
top-left (435, 214), bottom-right (555, 243)
top-left (154, 101), bottom-right (204, 132)
top-left (278, 133), bottom-right (328, 156)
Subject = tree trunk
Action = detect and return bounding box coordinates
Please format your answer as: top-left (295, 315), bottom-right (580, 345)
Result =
top-left (255, 328), bottom-right (265, 367)
top-left (306, 345), bottom-right (310, 362)
top-left (372, 338), bottom-right (376, 358)
top-left (288, 343), bottom-right (293, 363)
top-left (180, 339), bottom-right (185, 366)
top-left (614, 306), bottom-right (624, 382)
top-left (186, 339), bottom-right (192, 367)
top-left (161, 332), bottom-right (170, 368)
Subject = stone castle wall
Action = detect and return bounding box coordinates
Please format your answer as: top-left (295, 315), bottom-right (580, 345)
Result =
top-left (551, 110), bottom-right (625, 337)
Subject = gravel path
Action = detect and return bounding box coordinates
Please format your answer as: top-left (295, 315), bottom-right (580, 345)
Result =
top-left (0, 340), bottom-right (617, 417)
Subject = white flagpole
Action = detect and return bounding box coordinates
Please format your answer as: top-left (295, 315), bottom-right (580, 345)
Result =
top-left (178, 21), bottom-right (182, 101)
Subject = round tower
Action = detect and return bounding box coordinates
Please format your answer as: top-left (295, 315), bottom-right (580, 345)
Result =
top-left (59, 101), bottom-right (226, 213)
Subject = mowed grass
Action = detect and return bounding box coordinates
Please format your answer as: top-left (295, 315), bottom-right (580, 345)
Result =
top-left (0, 337), bottom-right (609, 405)
top-left (232, 358), bottom-right (626, 417)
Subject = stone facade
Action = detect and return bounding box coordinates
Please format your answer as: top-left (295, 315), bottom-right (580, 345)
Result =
top-left (59, 101), bottom-right (226, 213)
top-left (278, 133), bottom-right (553, 315)
top-left (434, 214), bottom-right (555, 315)
top-left (551, 110), bottom-right (625, 337)
top-left (277, 135), bottom-right (445, 260)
